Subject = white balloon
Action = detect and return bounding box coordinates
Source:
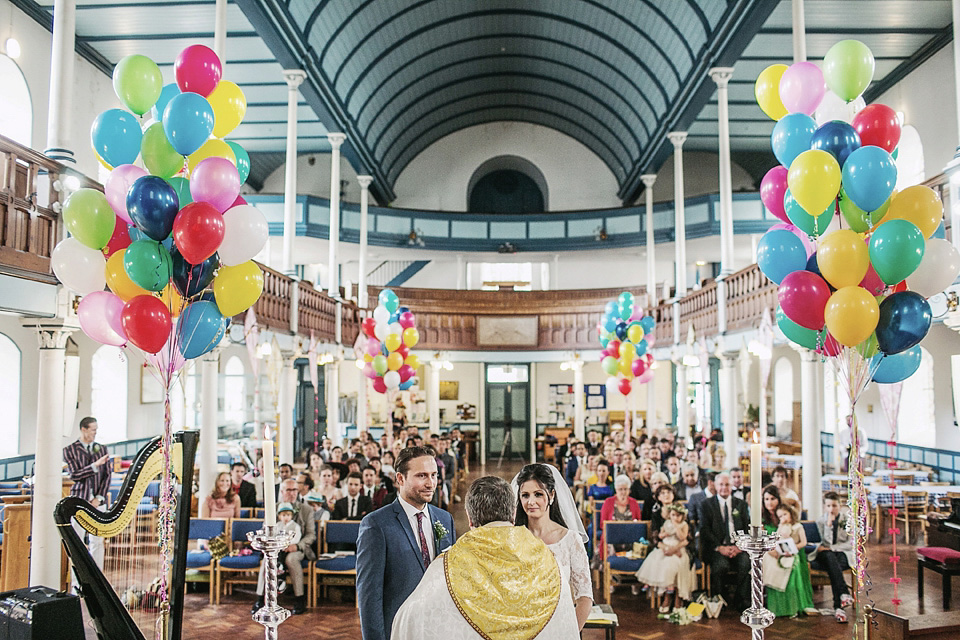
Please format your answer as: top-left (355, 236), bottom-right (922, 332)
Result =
top-left (906, 238), bottom-right (960, 298)
top-left (219, 205), bottom-right (268, 266)
top-left (374, 324), bottom-right (387, 342)
top-left (52, 237), bottom-right (106, 295)
top-left (388, 322), bottom-right (402, 335)
top-left (384, 370), bottom-right (401, 389)
top-left (814, 90), bottom-right (865, 127)
top-left (373, 304), bottom-right (391, 326)
top-left (605, 376), bottom-right (619, 396)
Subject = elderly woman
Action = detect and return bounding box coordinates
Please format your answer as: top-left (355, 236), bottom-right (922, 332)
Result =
top-left (641, 471), bottom-right (670, 521)
top-left (600, 475), bottom-right (643, 525)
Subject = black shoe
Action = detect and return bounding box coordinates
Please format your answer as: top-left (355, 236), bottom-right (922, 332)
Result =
top-left (291, 596), bottom-right (307, 615)
top-left (250, 598), bottom-right (263, 615)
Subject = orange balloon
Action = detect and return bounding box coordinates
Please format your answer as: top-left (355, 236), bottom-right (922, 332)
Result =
top-left (105, 249), bottom-right (151, 301)
top-left (886, 185), bottom-right (943, 238)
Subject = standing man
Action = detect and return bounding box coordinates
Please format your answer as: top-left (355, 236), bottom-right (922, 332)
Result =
top-left (333, 472), bottom-right (373, 520)
top-left (356, 446), bottom-right (457, 640)
top-left (729, 467), bottom-right (746, 501)
top-left (63, 417), bottom-right (112, 570)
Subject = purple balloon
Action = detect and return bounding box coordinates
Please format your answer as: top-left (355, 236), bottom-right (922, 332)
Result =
top-left (78, 291), bottom-right (127, 346)
top-left (104, 164), bottom-right (147, 225)
top-left (779, 61), bottom-right (826, 116)
top-left (190, 157), bottom-right (241, 213)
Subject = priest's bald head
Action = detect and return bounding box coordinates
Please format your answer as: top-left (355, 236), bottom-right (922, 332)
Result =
top-left (465, 476), bottom-right (515, 528)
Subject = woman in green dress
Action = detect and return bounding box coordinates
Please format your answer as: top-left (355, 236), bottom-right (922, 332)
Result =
top-left (763, 497), bottom-right (815, 617)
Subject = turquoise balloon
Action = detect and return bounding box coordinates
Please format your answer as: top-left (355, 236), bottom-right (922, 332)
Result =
top-left (166, 176), bottom-right (193, 207)
top-left (226, 141), bottom-right (250, 183)
top-left (841, 145), bottom-right (897, 212)
top-left (91, 108), bottom-right (142, 168)
top-left (378, 289), bottom-right (399, 313)
top-left (771, 113), bottom-right (817, 169)
top-left (151, 83), bottom-right (181, 122)
top-left (162, 92), bottom-right (214, 156)
top-left (869, 219), bottom-right (925, 285)
top-left (784, 189), bottom-right (833, 237)
top-left (177, 300), bottom-right (225, 359)
top-left (757, 229), bottom-right (807, 285)
top-left (872, 346), bottom-right (922, 383)
top-left (123, 239), bottom-right (172, 292)
top-left (776, 308), bottom-right (831, 350)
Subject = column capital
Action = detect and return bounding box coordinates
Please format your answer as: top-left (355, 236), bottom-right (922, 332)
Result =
top-left (23, 319), bottom-right (78, 349)
top-left (356, 175), bottom-right (373, 189)
top-left (327, 132), bottom-right (347, 149)
top-left (283, 69), bottom-right (307, 88)
top-left (709, 67), bottom-right (735, 87)
top-left (640, 173), bottom-right (657, 188)
top-left (201, 344), bottom-right (225, 363)
top-left (667, 131), bottom-right (688, 148)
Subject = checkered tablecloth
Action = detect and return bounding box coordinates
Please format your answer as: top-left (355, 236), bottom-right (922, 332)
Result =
top-left (866, 485), bottom-right (960, 508)
top-left (821, 474), bottom-right (847, 491)
top-left (873, 470), bottom-right (930, 482)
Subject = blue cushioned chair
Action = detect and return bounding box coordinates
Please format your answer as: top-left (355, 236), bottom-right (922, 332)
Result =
top-left (603, 520), bottom-right (648, 604)
top-left (311, 520), bottom-right (361, 607)
top-left (215, 518), bottom-right (263, 604)
top-left (186, 518), bottom-right (227, 603)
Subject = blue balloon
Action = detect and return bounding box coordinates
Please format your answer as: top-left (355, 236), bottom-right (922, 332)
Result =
top-left (91, 108), bottom-right (142, 168)
top-left (634, 341), bottom-right (647, 357)
top-left (399, 379), bottom-right (415, 390)
top-left (757, 229), bottom-right (807, 285)
top-left (199, 291), bottom-right (230, 329)
top-left (127, 176), bottom-right (179, 241)
top-left (604, 317), bottom-right (618, 332)
top-left (128, 225), bottom-right (146, 243)
top-left (810, 120), bottom-right (861, 168)
top-left (876, 291), bottom-right (932, 355)
top-left (171, 247), bottom-right (219, 298)
top-left (177, 300), bottom-right (225, 359)
top-left (639, 316), bottom-right (656, 333)
top-left (151, 83), bottom-right (181, 122)
top-left (806, 252), bottom-right (822, 277)
top-left (162, 92), bottom-right (214, 156)
top-left (397, 306), bottom-right (410, 315)
top-left (841, 145), bottom-right (897, 212)
top-left (872, 346), bottom-right (922, 384)
top-left (604, 301), bottom-right (617, 316)
top-left (614, 323), bottom-right (628, 341)
top-left (771, 113), bottom-right (817, 169)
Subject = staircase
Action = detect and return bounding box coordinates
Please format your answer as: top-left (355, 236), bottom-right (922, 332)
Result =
top-left (367, 260), bottom-right (430, 287)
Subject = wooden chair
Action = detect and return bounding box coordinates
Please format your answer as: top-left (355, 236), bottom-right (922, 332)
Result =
top-left (602, 520), bottom-right (648, 604)
top-left (896, 490), bottom-right (930, 544)
top-left (891, 471), bottom-right (917, 486)
top-left (311, 520), bottom-right (361, 607)
top-left (214, 518), bottom-right (263, 604)
top-left (186, 518), bottom-right (227, 604)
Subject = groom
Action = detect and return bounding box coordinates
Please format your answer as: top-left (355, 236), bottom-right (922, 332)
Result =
top-left (357, 446), bottom-right (456, 640)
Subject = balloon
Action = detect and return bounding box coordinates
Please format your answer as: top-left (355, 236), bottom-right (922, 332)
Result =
top-left (756, 229), bottom-right (807, 284)
top-left (123, 239), bottom-right (172, 292)
top-left (838, 186), bottom-right (892, 232)
top-left (886, 185), bottom-right (943, 239)
top-left (78, 291), bottom-right (127, 346)
top-left (634, 340), bottom-right (647, 357)
top-left (384, 333), bottom-right (401, 352)
top-left (841, 145), bottom-right (897, 213)
top-left (373, 304), bottom-right (390, 326)
top-left (384, 370), bottom-right (401, 390)
top-left (875, 291), bottom-right (932, 355)
top-left (174, 44), bottom-right (222, 97)
top-left (386, 352), bottom-right (403, 371)
top-left (601, 356), bottom-right (618, 375)
top-left (225, 141), bottom-right (250, 183)
top-left (143, 333), bottom-right (186, 375)
top-left (771, 113), bottom-right (817, 169)
top-left (371, 354), bottom-right (388, 376)
top-left (162, 92), bottom-right (215, 156)
top-left (768, 222), bottom-right (816, 258)
top-left (52, 237), bottom-right (106, 295)
top-left (191, 157), bottom-right (241, 212)
top-left (103, 218), bottom-right (132, 258)
top-left (783, 189), bottom-right (833, 237)
top-left (362, 363), bottom-right (376, 379)
top-left (141, 122), bottom-right (184, 179)
top-left (607, 340), bottom-right (621, 358)
top-left (398, 364), bottom-right (415, 382)
top-left (872, 346), bottom-right (922, 384)
top-left (816, 332), bottom-right (844, 357)
top-left (778, 270), bottom-right (831, 329)
top-left (151, 82), bottom-right (180, 122)
top-left (171, 247), bottom-right (219, 297)
top-left (869, 219), bottom-right (925, 284)
top-left (755, 64), bottom-right (788, 121)
top-left (906, 238), bottom-right (960, 298)
top-left (104, 164), bottom-right (147, 224)
top-left (852, 103), bottom-right (901, 152)
top-left (860, 263), bottom-right (886, 296)
top-left (112, 54), bottom-right (162, 116)
top-left (815, 90), bottom-right (866, 126)
top-left (614, 323), bottom-right (628, 341)
top-left (398, 311), bottom-right (416, 329)
top-left (626, 323), bottom-right (644, 344)
top-left (631, 358), bottom-right (647, 377)
top-left (810, 120), bottom-right (861, 168)
top-left (405, 354), bottom-right (421, 371)
top-left (105, 249), bottom-right (150, 300)
top-left (362, 317), bottom-right (377, 338)
top-left (121, 295), bottom-right (172, 354)
top-left (127, 176), bottom-right (179, 241)
top-left (817, 229), bottom-right (869, 289)
top-left (173, 202), bottom-right (225, 263)
top-left (823, 39), bottom-right (875, 101)
top-left (379, 289), bottom-right (399, 313)
top-left (372, 377), bottom-right (387, 393)
top-left (402, 327), bottom-right (420, 347)
top-left (63, 188), bottom-right (115, 250)
top-left (186, 138), bottom-right (236, 175)
top-left (824, 286), bottom-right (880, 347)
top-left (779, 61), bottom-right (825, 115)
top-left (91, 109), bottom-right (142, 169)
top-left (787, 149), bottom-right (841, 217)
top-left (166, 176), bottom-right (193, 208)
top-left (776, 308), bottom-right (820, 350)
top-left (217, 204), bottom-right (268, 266)
top-left (208, 81), bottom-right (247, 138)
top-left (364, 338), bottom-right (382, 357)
top-left (639, 316), bottom-right (655, 334)
top-left (617, 303), bottom-right (632, 321)
top-left (159, 282), bottom-right (185, 317)
top-left (618, 378), bottom-right (632, 396)
top-left (177, 300), bottom-right (225, 358)
top-left (213, 260), bottom-right (263, 317)
top-left (759, 166), bottom-right (790, 223)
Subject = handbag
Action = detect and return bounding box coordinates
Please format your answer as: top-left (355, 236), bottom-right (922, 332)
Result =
top-left (208, 534), bottom-right (228, 561)
top-left (697, 593), bottom-right (726, 619)
top-left (632, 542), bottom-right (649, 559)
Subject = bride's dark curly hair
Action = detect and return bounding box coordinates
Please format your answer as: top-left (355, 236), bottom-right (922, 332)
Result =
top-left (514, 463), bottom-right (567, 529)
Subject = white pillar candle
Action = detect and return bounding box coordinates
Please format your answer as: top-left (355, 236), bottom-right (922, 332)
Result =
top-left (263, 428), bottom-right (276, 527)
top-left (750, 430), bottom-right (762, 528)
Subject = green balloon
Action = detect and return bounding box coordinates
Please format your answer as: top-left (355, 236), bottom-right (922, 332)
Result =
top-left (860, 332), bottom-right (880, 358)
top-left (166, 176), bottom-right (193, 207)
top-left (123, 239), bottom-right (172, 291)
top-left (868, 219), bottom-right (925, 285)
top-left (602, 356), bottom-right (618, 376)
top-left (777, 308), bottom-right (819, 350)
top-left (141, 122), bottom-right (183, 179)
top-left (63, 188), bottom-right (115, 250)
top-left (823, 39), bottom-right (875, 102)
top-left (784, 189), bottom-right (833, 237)
top-left (226, 141), bottom-right (250, 183)
top-left (839, 187), bottom-right (891, 232)
top-left (372, 354), bottom-right (388, 376)
top-left (112, 54), bottom-right (162, 116)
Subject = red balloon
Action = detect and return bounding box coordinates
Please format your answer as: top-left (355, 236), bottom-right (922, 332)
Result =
top-left (396, 344), bottom-right (410, 360)
top-left (891, 280), bottom-right (908, 294)
top-left (852, 104), bottom-right (901, 153)
top-left (631, 359), bottom-right (647, 377)
top-left (816, 332), bottom-right (843, 357)
top-left (173, 202), bottom-right (225, 264)
top-left (607, 340), bottom-right (621, 358)
top-left (778, 271), bottom-right (831, 330)
top-left (618, 378), bottom-right (632, 396)
top-left (174, 44), bottom-right (222, 96)
top-left (860, 263), bottom-right (885, 296)
top-left (372, 377), bottom-right (387, 393)
top-left (121, 295), bottom-right (172, 353)
top-left (362, 317), bottom-right (377, 338)
top-left (398, 364), bottom-right (414, 382)
top-left (103, 219), bottom-right (132, 258)
top-left (644, 353), bottom-right (653, 365)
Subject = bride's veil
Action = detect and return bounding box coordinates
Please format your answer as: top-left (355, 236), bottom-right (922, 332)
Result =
top-left (511, 463), bottom-right (588, 544)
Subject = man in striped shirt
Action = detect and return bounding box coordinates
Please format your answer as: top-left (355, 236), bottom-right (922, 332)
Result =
top-left (63, 417), bottom-right (111, 569)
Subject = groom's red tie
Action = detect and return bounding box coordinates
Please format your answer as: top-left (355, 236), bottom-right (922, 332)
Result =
top-left (415, 512), bottom-right (431, 569)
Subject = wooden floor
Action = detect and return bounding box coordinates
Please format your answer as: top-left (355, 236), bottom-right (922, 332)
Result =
top-left (79, 460), bottom-right (945, 639)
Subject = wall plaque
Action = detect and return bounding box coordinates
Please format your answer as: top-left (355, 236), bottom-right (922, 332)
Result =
top-left (476, 316), bottom-right (539, 347)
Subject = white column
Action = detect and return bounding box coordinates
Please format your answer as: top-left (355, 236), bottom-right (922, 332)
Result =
top-left (44, 0), bottom-right (76, 163)
top-left (676, 361), bottom-right (689, 442)
top-left (213, 0), bottom-right (227, 67)
top-left (278, 358), bottom-right (296, 465)
top-left (668, 132), bottom-right (688, 297)
top-left (572, 361), bottom-right (585, 441)
top-left (641, 174), bottom-right (657, 308)
top-left (29, 324), bottom-right (75, 587)
top-left (553, 254), bottom-right (560, 288)
top-left (327, 133), bottom-right (347, 297)
top-left (281, 70), bottom-right (306, 276)
top-left (711, 68), bottom-right (735, 335)
top-left (429, 362), bottom-right (441, 433)
top-left (357, 364), bottom-right (368, 434)
top-left (456, 255), bottom-right (465, 290)
top-left (720, 353), bottom-right (738, 469)
top-left (198, 350), bottom-right (220, 503)
top-left (326, 358), bottom-right (341, 445)
top-left (800, 349), bottom-right (822, 519)
top-left (357, 175), bottom-right (373, 308)
top-left (646, 369), bottom-right (657, 434)
top-left (792, 0), bottom-right (807, 62)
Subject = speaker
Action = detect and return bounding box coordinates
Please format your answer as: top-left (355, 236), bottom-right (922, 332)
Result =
top-left (0, 586), bottom-right (84, 640)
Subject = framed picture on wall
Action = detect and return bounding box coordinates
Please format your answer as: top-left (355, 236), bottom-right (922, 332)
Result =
top-left (439, 380), bottom-right (459, 400)
top-left (140, 365), bottom-right (164, 404)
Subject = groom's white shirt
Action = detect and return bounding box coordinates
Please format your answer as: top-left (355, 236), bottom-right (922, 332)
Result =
top-left (390, 523), bottom-right (580, 640)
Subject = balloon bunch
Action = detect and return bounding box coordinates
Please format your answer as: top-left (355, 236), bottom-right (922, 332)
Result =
top-left (596, 292), bottom-right (656, 397)
top-left (358, 289), bottom-right (421, 393)
top-left (53, 45), bottom-right (269, 377)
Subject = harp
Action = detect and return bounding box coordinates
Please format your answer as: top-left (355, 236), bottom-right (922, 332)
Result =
top-left (55, 431), bottom-right (199, 640)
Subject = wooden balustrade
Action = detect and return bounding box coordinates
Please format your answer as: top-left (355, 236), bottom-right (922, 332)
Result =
top-left (725, 264), bottom-right (777, 333)
top-left (676, 280), bottom-right (718, 340)
top-left (249, 263), bottom-right (292, 332)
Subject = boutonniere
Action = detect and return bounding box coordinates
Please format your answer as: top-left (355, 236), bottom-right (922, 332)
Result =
top-left (433, 520), bottom-right (449, 546)
top-left (837, 518), bottom-right (848, 530)
top-left (732, 509), bottom-right (741, 518)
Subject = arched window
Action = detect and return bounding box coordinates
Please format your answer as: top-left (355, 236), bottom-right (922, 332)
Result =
top-left (773, 357), bottom-right (794, 439)
top-left (467, 156), bottom-right (548, 213)
top-left (899, 346), bottom-right (935, 448)
top-left (91, 345), bottom-right (127, 443)
top-left (0, 54), bottom-right (31, 147)
top-left (224, 356), bottom-right (246, 427)
top-left (895, 124), bottom-right (924, 189)
top-left (0, 333), bottom-right (20, 457)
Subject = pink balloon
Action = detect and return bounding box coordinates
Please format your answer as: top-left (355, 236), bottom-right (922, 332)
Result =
top-left (760, 166), bottom-right (790, 224)
top-left (629, 307), bottom-right (645, 322)
top-left (372, 377), bottom-right (387, 393)
top-left (778, 271), bottom-right (831, 330)
top-left (105, 164), bottom-right (147, 224)
top-left (144, 334), bottom-right (186, 376)
top-left (78, 291), bottom-right (127, 346)
top-left (769, 222), bottom-right (815, 257)
top-left (174, 45), bottom-right (222, 97)
top-left (644, 333), bottom-right (656, 347)
top-left (636, 368), bottom-right (655, 384)
top-left (362, 363), bottom-right (377, 379)
top-left (190, 157), bottom-right (241, 212)
top-left (398, 364), bottom-right (414, 382)
top-left (779, 61), bottom-right (826, 116)
top-left (398, 311), bottom-right (416, 329)
top-left (230, 194), bottom-right (247, 209)
top-left (860, 263), bottom-right (885, 296)
top-left (631, 358), bottom-right (646, 377)
top-left (366, 339), bottom-right (382, 356)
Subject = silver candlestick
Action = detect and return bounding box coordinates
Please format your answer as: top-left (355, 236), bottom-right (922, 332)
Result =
top-left (248, 525), bottom-right (297, 640)
top-left (734, 525), bottom-right (778, 640)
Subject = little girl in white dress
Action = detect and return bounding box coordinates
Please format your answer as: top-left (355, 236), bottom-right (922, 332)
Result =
top-left (635, 503), bottom-right (697, 612)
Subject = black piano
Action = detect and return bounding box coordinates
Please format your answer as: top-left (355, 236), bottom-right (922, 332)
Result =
top-left (927, 497), bottom-right (960, 551)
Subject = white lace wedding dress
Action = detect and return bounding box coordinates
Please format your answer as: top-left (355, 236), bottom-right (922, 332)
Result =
top-left (547, 528), bottom-right (594, 605)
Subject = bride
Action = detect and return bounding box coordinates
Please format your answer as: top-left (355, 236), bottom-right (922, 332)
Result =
top-left (513, 463), bottom-right (593, 630)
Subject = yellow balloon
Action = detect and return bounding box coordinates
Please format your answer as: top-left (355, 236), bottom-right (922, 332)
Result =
top-left (208, 81), bottom-right (247, 138)
top-left (755, 64), bottom-right (788, 121)
top-left (159, 283), bottom-right (185, 317)
top-left (405, 354), bottom-right (420, 370)
top-left (626, 324), bottom-right (644, 343)
top-left (387, 352), bottom-right (403, 371)
top-left (186, 138), bottom-right (236, 175)
top-left (788, 149), bottom-right (841, 218)
top-left (93, 149), bottom-right (114, 171)
top-left (619, 347), bottom-right (636, 363)
top-left (824, 286), bottom-right (879, 347)
top-left (105, 249), bottom-right (151, 301)
top-left (213, 261), bottom-right (263, 317)
top-left (618, 359), bottom-right (633, 378)
top-left (886, 185), bottom-right (943, 239)
top-left (363, 353), bottom-right (373, 363)
top-left (384, 333), bottom-right (402, 352)
top-left (817, 229), bottom-right (869, 289)
top-left (402, 327), bottom-right (419, 347)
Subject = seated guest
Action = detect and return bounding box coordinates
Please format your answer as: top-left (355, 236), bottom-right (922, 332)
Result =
top-left (277, 463), bottom-right (294, 499)
top-left (641, 472), bottom-right (669, 520)
top-left (629, 459), bottom-right (657, 505)
top-left (230, 461), bottom-right (257, 508)
top-left (649, 483), bottom-right (677, 540)
top-left (687, 471), bottom-right (716, 526)
top-left (674, 462), bottom-right (702, 500)
top-left (346, 458), bottom-right (364, 477)
top-left (586, 460), bottom-right (614, 505)
top-left (730, 467), bottom-right (746, 501)
top-left (202, 471), bottom-right (241, 518)
top-left (810, 491), bottom-right (855, 623)
top-left (315, 465), bottom-right (341, 512)
top-left (296, 471), bottom-right (314, 498)
top-left (564, 441), bottom-right (588, 487)
top-left (305, 490), bottom-right (330, 525)
top-left (332, 471), bottom-right (373, 521)
top-left (700, 472), bottom-right (751, 610)
top-left (665, 455), bottom-right (682, 485)
top-left (711, 446), bottom-right (728, 472)
top-left (772, 465), bottom-right (800, 505)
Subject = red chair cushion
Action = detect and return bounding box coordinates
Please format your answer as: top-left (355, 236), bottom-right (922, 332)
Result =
top-left (918, 547), bottom-right (960, 565)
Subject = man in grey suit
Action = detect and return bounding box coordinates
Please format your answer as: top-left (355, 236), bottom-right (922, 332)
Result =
top-left (357, 446), bottom-right (457, 640)
top-left (809, 491), bottom-right (855, 622)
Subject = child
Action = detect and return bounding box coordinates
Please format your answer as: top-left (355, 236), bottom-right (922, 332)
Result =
top-left (276, 502), bottom-right (302, 593)
top-left (762, 501), bottom-right (815, 617)
top-left (635, 502), bottom-right (697, 613)
top-left (810, 491), bottom-right (855, 623)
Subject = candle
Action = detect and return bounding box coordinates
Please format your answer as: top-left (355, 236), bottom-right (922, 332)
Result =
top-left (263, 427), bottom-right (276, 527)
top-left (750, 430), bottom-right (761, 528)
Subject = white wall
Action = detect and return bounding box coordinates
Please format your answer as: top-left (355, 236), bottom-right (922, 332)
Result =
top-left (640, 151), bottom-right (756, 205)
top-left (258, 152), bottom-right (367, 204)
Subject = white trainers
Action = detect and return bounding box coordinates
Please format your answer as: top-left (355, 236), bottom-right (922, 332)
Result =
top-left (840, 594), bottom-right (854, 608)
top-left (835, 608), bottom-right (848, 623)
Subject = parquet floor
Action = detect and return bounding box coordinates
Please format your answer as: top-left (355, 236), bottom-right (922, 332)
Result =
top-left (78, 460), bottom-right (941, 639)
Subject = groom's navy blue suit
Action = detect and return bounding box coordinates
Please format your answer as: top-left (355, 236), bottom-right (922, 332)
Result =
top-left (356, 497), bottom-right (456, 640)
